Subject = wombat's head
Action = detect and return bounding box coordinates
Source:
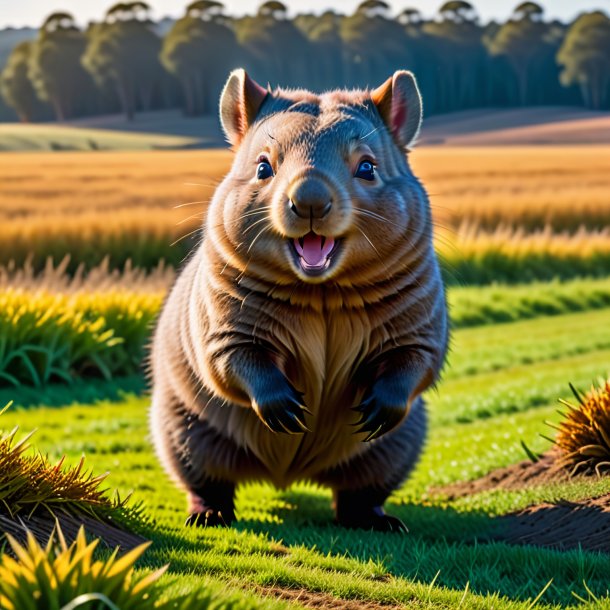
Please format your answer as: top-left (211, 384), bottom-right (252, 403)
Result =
top-left (209, 69), bottom-right (429, 287)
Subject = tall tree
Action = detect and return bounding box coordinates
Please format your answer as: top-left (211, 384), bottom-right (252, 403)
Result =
top-left (83, 2), bottom-right (165, 120)
top-left (341, 1), bottom-right (413, 88)
top-left (557, 11), bottom-right (610, 109)
top-left (489, 3), bottom-right (562, 105)
top-left (161, 1), bottom-right (239, 115)
top-left (295, 10), bottom-right (344, 90)
top-left (28, 12), bottom-right (94, 120)
top-left (423, 2), bottom-right (485, 111)
top-left (0, 41), bottom-right (43, 122)
top-left (235, 2), bottom-right (311, 88)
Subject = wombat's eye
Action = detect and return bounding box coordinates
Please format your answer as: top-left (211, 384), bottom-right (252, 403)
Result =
top-left (355, 159), bottom-right (376, 182)
top-left (256, 157), bottom-right (274, 181)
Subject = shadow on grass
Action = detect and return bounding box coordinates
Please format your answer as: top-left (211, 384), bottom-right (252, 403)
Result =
top-left (229, 488), bottom-right (609, 607)
top-left (0, 375), bottom-right (146, 410)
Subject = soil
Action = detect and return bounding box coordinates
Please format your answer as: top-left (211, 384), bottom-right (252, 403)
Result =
top-left (0, 511), bottom-right (146, 552)
top-left (430, 450), bottom-right (610, 553)
top-left (497, 494), bottom-right (610, 552)
top-left (431, 451), bottom-right (568, 500)
top-left (258, 586), bottom-right (404, 610)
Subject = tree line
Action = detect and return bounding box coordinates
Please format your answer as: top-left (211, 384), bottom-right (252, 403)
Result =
top-left (1, 0), bottom-right (609, 124)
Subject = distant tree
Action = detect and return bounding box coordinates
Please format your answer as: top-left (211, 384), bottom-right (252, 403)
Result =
top-left (186, 1), bottom-right (225, 19)
top-left (0, 41), bottom-right (42, 122)
top-left (513, 2), bottom-right (544, 21)
top-left (397, 8), bottom-right (422, 25)
top-left (28, 12), bottom-right (95, 120)
top-left (161, 1), bottom-right (239, 115)
top-left (557, 11), bottom-right (610, 109)
top-left (83, 7), bottom-right (164, 120)
top-left (235, 3), bottom-right (311, 88)
top-left (257, 1), bottom-right (288, 20)
top-left (295, 10), bottom-right (343, 90)
top-left (439, 1), bottom-right (478, 23)
top-left (341, 5), bottom-right (412, 88)
top-left (424, 3), bottom-right (485, 111)
top-left (356, 0), bottom-right (391, 18)
top-left (489, 4), bottom-right (560, 104)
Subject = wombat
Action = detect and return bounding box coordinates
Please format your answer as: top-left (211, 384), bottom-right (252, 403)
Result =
top-left (150, 69), bottom-right (448, 531)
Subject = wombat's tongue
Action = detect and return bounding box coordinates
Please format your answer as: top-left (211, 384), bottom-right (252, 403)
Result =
top-left (294, 232), bottom-right (335, 268)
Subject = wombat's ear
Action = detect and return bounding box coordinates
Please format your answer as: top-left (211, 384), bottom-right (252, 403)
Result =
top-left (220, 69), bottom-right (268, 146)
top-left (371, 70), bottom-right (422, 150)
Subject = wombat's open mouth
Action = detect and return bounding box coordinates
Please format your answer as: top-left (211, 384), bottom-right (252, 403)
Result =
top-left (291, 231), bottom-right (340, 276)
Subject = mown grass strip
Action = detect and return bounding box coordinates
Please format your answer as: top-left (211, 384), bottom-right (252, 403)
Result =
top-left (449, 277), bottom-right (610, 327)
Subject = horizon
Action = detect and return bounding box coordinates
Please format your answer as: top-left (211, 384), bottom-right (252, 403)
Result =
top-left (1, 0), bottom-right (609, 29)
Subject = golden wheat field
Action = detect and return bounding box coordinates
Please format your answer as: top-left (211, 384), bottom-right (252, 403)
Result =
top-left (1, 146), bottom-right (610, 278)
top-left (3, 146), bottom-right (610, 228)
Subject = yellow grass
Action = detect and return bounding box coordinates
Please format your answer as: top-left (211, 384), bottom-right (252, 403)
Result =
top-left (1, 146), bottom-right (609, 273)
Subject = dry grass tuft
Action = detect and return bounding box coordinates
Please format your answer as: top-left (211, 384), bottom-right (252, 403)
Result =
top-left (0, 402), bottom-right (128, 519)
top-left (552, 379), bottom-right (610, 477)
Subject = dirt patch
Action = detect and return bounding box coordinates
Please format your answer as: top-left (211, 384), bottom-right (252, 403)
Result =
top-left (257, 586), bottom-right (403, 610)
top-left (429, 451), bottom-right (610, 553)
top-left (431, 451), bottom-right (571, 499)
top-left (0, 511), bottom-right (146, 553)
top-left (497, 494), bottom-right (610, 553)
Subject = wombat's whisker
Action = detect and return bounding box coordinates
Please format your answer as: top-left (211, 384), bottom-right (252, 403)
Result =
top-left (176, 212), bottom-right (205, 226)
top-left (242, 216), bottom-right (271, 235)
top-left (173, 200), bottom-right (209, 209)
top-left (171, 227), bottom-right (202, 247)
top-left (359, 126), bottom-right (382, 141)
top-left (246, 225), bottom-right (272, 254)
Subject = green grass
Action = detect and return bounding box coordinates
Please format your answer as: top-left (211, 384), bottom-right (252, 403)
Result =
top-left (3, 307), bottom-right (610, 608)
top-left (0, 123), bottom-right (201, 152)
top-left (449, 277), bottom-right (610, 327)
top-left (3, 277), bottom-right (610, 388)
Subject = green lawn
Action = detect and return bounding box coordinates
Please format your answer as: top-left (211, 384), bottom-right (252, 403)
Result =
top-left (3, 309), bottom-right (610, 609)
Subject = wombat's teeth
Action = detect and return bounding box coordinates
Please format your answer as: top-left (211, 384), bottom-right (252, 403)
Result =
top-left (321, 236), bottom-right (326, 249)
top-left (299, 237), bottom-right (305, 249)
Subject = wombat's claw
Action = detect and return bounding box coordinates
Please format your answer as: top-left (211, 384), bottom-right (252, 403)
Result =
top-left (185, 509), bottom-right (231, 528)
top-left (253, 383), bottom-right (311, 434)
top-left (351, 395), bottom-right (405, 441)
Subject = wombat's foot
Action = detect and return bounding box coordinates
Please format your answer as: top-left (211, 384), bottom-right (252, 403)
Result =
top-left (185, 482), bottom-right (235, 528)
top-left (251, 373), bottom-right (311, 434)
top-left (185, 509), bottom-right (233, 528)
top-left (334, 488), bottom-right (407, 533)
top-left (336, 505), bottom-right (408, 533)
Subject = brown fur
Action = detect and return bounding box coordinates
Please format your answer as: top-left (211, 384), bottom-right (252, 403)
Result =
top-left (149, 69), bottom-right (448, 526)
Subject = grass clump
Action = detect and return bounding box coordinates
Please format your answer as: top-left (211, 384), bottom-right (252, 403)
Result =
top-left (553, 378), bottom-right (610, 476)
top-left (0, 526), bottom-right (169, 610)
top-left (0, 289), bottom-right (161, 387)
top-left (0, 403), bottom-right (129, 521)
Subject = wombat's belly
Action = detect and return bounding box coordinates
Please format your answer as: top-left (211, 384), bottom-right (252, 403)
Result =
top-left (203, 391), bottom-right (365, 488)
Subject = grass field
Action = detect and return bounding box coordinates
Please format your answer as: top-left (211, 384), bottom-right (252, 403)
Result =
top-left (3, 308), bottom-right (610, 609)
top-left (0, 123), bottom-right (202, 151)
top-left (2, 140), bottom-right (610, 609)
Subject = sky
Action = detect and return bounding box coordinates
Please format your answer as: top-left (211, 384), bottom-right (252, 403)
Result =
top-left (0, 0), bottom-right (608, 29)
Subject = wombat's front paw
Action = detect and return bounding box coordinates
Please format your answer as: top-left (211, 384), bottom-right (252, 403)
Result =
top-left (252, 379), bottom-right (311, 434)
top-left (352, 384), bottom-right (408, 441)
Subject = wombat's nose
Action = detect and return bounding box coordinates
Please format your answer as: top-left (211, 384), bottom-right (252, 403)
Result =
top-left (288, 178), bottom-right (332, 219)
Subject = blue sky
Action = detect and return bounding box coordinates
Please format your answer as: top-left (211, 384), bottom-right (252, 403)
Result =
top-left (0, 0), bottom-right (608, 28)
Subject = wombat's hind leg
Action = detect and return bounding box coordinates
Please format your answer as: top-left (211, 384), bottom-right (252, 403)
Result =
top-left (185, 478), bottom-right (236, 528)
top-left (333, 488), bottom-right (407, 532)
top-left (318, 397), bottom-right (427, 532)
